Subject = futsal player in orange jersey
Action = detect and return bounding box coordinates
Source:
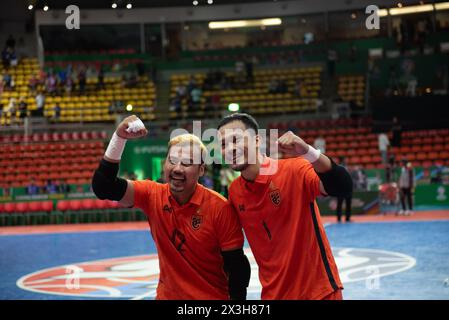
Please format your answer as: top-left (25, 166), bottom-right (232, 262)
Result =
top-left (217, 113), bottom-right (353, 300)
top-left (92, 115), bottom-right (250, 300)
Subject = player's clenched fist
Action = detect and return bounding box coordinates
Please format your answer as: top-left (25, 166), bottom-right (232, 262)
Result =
top-left (276, 131), bottom-right (310, 158)
top-left (116, 115), bottom-right (148, 139)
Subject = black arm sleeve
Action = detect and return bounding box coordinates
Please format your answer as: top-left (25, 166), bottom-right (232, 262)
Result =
top-left (316, 157), bottom-right (353, 198)
top-left (221, 249), bottom-right (251, 300)
top-left (91, 159), bottom-right (128, 201)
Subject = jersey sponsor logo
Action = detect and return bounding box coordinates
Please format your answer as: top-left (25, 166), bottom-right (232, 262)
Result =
top-left (191, 214), bottom-right (203, 230)
top-left (17, 247), bottom-right (415, 299)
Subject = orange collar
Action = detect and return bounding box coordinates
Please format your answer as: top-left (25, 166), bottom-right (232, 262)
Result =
top-left (240, 156), bottom-right (275, 185)
top-left (168, 183), bottom-right (204, 208)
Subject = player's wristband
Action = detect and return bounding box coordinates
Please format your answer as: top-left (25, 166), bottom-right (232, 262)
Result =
top-left (105, 132), bottom-right (127, 161)
top-left (302, 145), bottom-right (321, 163)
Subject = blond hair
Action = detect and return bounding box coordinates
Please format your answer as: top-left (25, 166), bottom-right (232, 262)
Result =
top-left (167, 134), bottom-right (207, 164)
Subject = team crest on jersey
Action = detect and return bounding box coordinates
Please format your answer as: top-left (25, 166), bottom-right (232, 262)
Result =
top-left (269, 190), bottom-right (281, 206)
top-left (268, 182), bottom-right (281, 206)
top-left (163, 205), bottom-right (173, 213)
top-left (191, 214), bottom-right (203, 230)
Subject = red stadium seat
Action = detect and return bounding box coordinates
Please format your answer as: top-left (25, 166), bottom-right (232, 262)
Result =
top-left (106, 200), bottom-right (120, 209)
top-left (41, 201), bottom-right (54, 212)
top-left (68, 200), bottom-right (82, 211)
top-left (28, 201), bottom-right (41, 212)
top-left (15, 202), bottom-right (29, 213)
top-left (94, 199), bottom-right (109, 209)
top-left (81, 199), bottom-right (96, 210)
top-left (56, 200), bottom-right (70, 212)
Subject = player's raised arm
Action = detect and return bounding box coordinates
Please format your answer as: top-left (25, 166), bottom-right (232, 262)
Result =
top-left (277, 130), bottom-right (353, 198)
top-left (91, 115), bottom-right (148, 207)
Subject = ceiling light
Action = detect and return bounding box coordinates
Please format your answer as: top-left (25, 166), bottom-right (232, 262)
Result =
top-left (389, 4), bottom-right (433, 15)
top-left (209, 18), bottom-right (282, 29)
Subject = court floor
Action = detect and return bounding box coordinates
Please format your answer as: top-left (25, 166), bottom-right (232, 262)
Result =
top-left (1, 211), bottom-right (448, 300)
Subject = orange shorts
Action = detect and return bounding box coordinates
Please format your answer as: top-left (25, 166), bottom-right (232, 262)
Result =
top-left (322, 289), bottom-right (343, 300)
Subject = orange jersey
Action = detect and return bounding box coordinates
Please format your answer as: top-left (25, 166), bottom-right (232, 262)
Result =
top-left (132, 180), bottom-right (244, 300)
top-left (228, 157), bottom-right (343, 300)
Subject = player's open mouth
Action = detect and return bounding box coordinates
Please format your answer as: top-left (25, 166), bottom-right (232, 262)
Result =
top-left (170, 176), bottom-right (186, 185)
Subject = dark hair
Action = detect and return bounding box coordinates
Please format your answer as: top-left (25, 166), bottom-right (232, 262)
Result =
top-left (217, 113), bottom-right (259, 132)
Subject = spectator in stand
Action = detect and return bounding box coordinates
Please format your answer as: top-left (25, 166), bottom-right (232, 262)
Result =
top-left (109, 100), bottom-right (122, 115)
top-left (127, 74), bottom-right (138, 88)
top-left (277, 79), bottom-right (288, 93)
top-left (385, 155), bottom-right (396, 183)
top-left (121, 74), bottom-right (128, 88)
top-left (378, 132), bottom-right (390, 165)
top-left (211, 93), bottom-right (221, 111)
top-left (175, 84), bottom-right (187, 99)
top-left (78, 67), bottom-right (86, 94)
top-left (327, 49), bottom-right (337, 78)
top-left (18, 96), bottom-right (28, 120)
top-left (34, 91), bottom-right (45, 117)
top-left (45, 71), bottom-right (57, 95)
top-left (53, 103), bottom-right (61, 120)
top-left (351, 165), bottom-right (368, 191)
top-left (268, 79), bottom-right (278, 94)
top-left (313, 135), bottom-right (326, 154)
top-left (245, 57), bottom-right (254, 82)
top-left (45, 179), bottom-right (59, 194)
top-left (391, 117), bottom-right (402, 147)
top-left (335, 157), bottom-right (352, 223)
top-left (8, 49), bottom-right (18, 67)
top-left (5, 97), bottom-right (16, 114)
top-left (58, 179), bottom-right (71, 194)
top-left (169, 97), bottom-right (182, 113)
top-left (2, 182), bottom-right (13, 197)
top-left (295, 79), bottom-right (305, 97)
top-left (29, 74), bottom-right (39, 94)
top-left (235, 59), bottom-right (245, 78)
top-left (2, 47), bottom-right (13, 68)
top-left (398, 159), bottom-right (414, 215)
top-left (65, 74), bottom-right (74, 96)
top-left (26, 178), bottom-right (40, 195)
top-left (97, 65), bottom-right (105, 90)
top-left (57, 69), bottom-right (67, 93)
top-left (3, 72), bottom-right (13, 90)
top-left (186, 75), bottom-right (196, 94)
top-left (190, 86), bottom-right (202, 108)
top-left (5, 98), bottom-right (18, 125)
